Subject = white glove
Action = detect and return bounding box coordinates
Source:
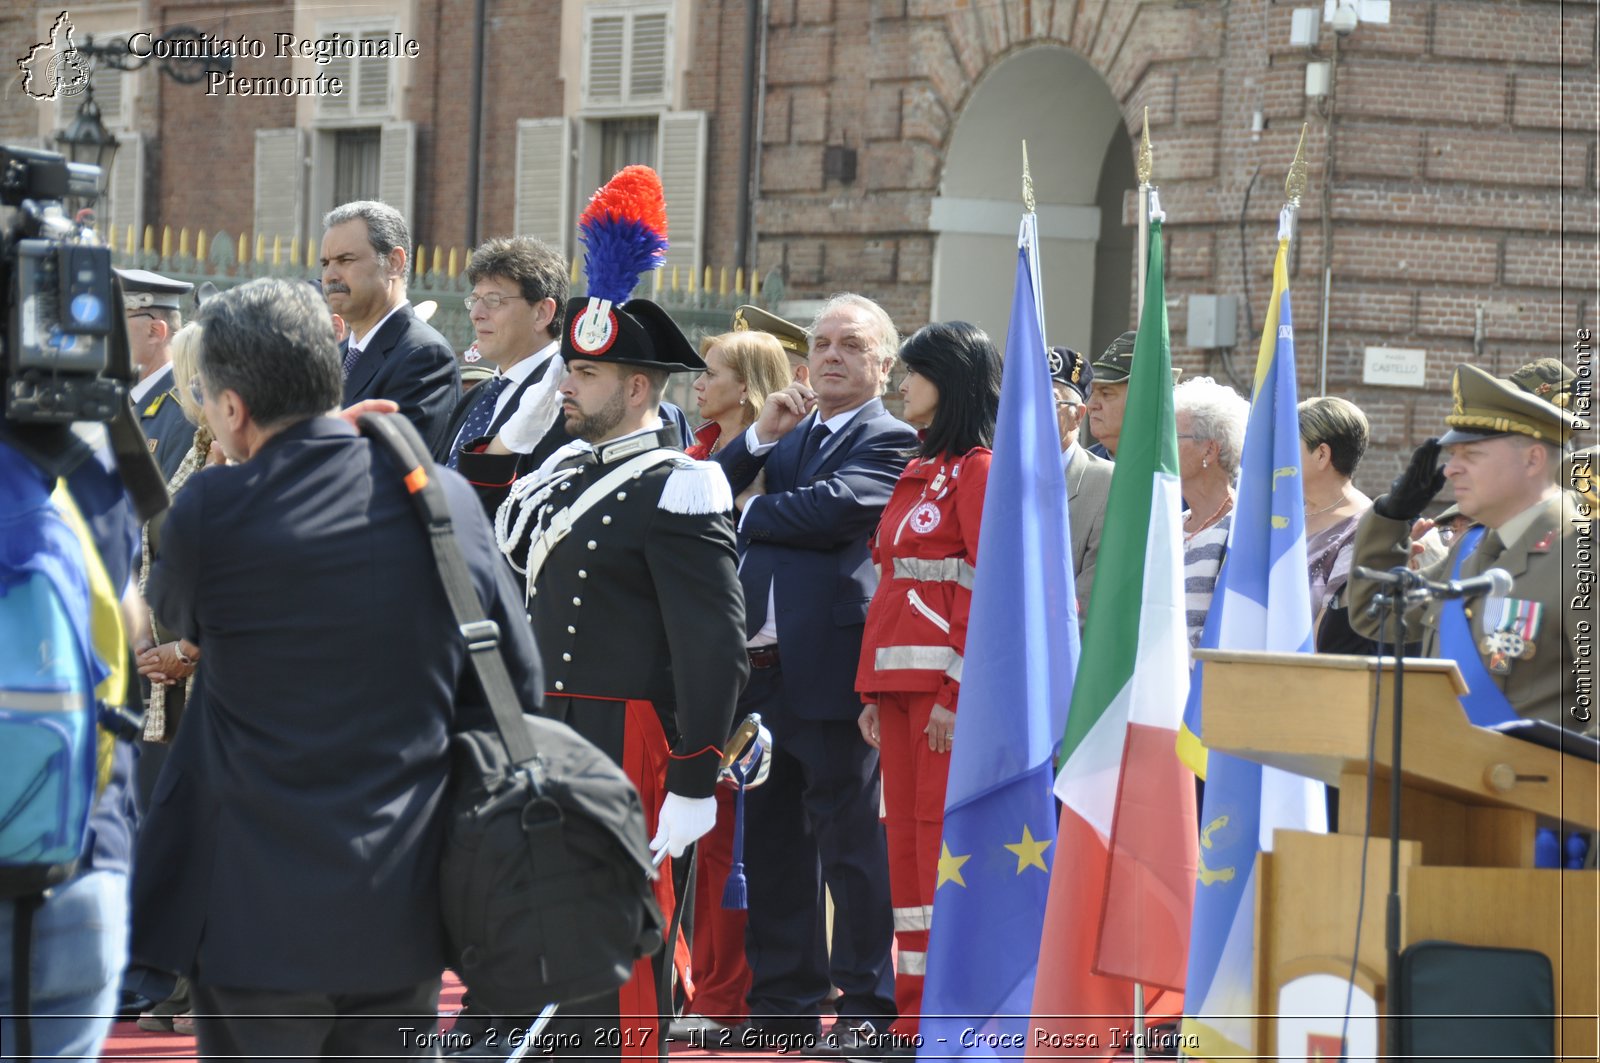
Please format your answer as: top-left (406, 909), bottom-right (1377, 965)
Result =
top-left (495, 354), bottom-right (565, 454)
top-left (650, 793), bottom-right (717, 859)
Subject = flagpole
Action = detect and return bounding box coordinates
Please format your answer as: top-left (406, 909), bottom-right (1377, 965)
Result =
top-left (1281, 124), bottom-right (1312, 388)
top-left (1135, 108), bottom-right (1152, 318)
top-left (1127, 108), bottom-right (1158, 1063)
top-left (1022, 140), bottom-right (1047, 343)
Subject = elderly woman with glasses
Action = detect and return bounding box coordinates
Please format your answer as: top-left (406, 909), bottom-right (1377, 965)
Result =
top-left (1173, 376), bottom-right (1249, 647)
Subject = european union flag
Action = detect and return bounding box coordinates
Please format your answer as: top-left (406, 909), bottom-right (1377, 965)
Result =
top-left (918, 213), bottom-right (1078, 1058)
top-left (1182, 219), bottom-right (1326, 1060)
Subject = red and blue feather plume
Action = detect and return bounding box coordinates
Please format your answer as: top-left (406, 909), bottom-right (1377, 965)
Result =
top-left (579, 165), bottom-right (670, 305)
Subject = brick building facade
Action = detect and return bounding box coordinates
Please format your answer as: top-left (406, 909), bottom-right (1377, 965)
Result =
top-left (5, 0), bottom-right (1596, 487)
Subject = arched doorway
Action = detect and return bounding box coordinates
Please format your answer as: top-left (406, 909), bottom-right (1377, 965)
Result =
top-left (930, 45), bottom-right (1133, 359)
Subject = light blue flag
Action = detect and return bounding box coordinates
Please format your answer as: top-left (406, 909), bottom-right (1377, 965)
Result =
top-left (1181, 227), bottom-right (1326, 1060)
top-left (918, 213), bottom-right (1079, 1059)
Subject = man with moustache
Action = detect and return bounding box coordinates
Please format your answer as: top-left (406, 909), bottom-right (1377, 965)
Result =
top-left (320, 200), bottom-right (459, 453)
top-left (118, 268), bottom-right (195, 480)
top-left (492, 291), bottom-right (748, 1060)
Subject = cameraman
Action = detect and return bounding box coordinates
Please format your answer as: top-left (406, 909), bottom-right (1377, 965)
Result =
top-left (0, 421), bottom-right (143, 1057)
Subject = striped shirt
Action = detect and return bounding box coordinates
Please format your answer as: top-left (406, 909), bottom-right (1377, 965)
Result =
top-left (1183, 512), bottom-right (1232, 647)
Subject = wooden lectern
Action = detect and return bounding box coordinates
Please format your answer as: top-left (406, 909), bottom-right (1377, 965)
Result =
top-left (1197, 649), bottom-right (1599, 1061)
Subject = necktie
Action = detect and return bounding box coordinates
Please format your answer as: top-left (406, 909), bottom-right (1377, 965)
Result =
top-left (448, 375), bottom-right (514, 469)
top-left (798, 420), bottom-right (831, 467)
top-left (341, 342), bottom-right (363, 377)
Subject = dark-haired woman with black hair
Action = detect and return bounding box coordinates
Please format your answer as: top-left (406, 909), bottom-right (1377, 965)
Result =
top-left (854, 320), bottom-right (1001, 1043)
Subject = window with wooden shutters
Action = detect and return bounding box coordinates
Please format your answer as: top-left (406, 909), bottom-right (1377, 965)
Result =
top-left (377, 121), bottom-right (416, 226)
top-left (582, 5), bottom-right (672, 110)
top-left (514, 118), bottom-right (573, 252)
top-left (316, 22), bottom-right (397, 121)
top-left (254, 128), bottom-right (307, 249)
top-left (655, 111), bottom-right (706, 278)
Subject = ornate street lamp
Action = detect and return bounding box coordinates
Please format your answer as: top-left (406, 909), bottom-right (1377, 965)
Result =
top-left (55, 85), bottom-right (120, 190)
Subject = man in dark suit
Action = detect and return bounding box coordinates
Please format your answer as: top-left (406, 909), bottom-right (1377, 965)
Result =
top-left (118, 267), bottom-right (195, 480)
top-left (713, 293), bottom-right (915, 1050)
top-left (434, 236), bottom-right (568, 480)
top-left (1049, 346), bottom-right (1112, 619)
top-left (134, 278), bottom-right (541, 1059)
top-left (321, 200), bottom-right (461, 454)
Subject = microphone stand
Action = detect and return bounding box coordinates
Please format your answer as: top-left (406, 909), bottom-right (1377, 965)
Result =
top-left (1360, 565), bottom-right (1427, 1060)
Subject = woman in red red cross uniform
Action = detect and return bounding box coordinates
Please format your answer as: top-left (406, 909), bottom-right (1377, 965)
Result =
top-left (856, 321), bottom-right (1001, 1038)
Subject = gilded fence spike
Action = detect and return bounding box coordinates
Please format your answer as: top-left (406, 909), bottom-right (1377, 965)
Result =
top-left (750, 269), bottom-right (760, 303)
top-left (161, 227), bottom-right (173, 261)
top-left (238, 232), bottom-right (247, 265)
top-left (272, 236), bottom-right (282, 266)
top-left (1285, 122), bottom-right (1309, 207)
top-left (124, 225), bottom-right (135, 256)
top-left (735, 267), bottom-right (744, 296)
top-left (254, 233), bottom-right (265, 265)
top-left (196, 230), bottom-right (207, 263)
top-left (447, 248), bottom-right (459, 278)
top-left (144, 226), bottom-right (156, 255)
top-left (433, 246), bottom-right (445, 279)
top-left (179, 228), bottom-right (190, 260)
top-left (702, 266), bottom-right (712, 293)
top-left (288, 236), bottom-right (299, 268)
top-left (653, 268), bottom-right (662, 296)
top-left (671, 265), bottom-right (680, 292)
top-left (1136, 106), bottom-right (1152, 187)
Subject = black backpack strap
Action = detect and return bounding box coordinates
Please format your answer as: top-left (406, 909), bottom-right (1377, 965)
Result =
top-left (357, 413), bottom-right (537, 765)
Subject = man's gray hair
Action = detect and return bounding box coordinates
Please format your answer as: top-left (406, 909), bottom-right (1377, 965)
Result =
top-left (810, 293), bottom-right (899, 392)
top-left (197, 278), bottom-right (342, 430)
top-left (1174, 375), bottom-right (1250, 477)
top-left (323, 200), bottom-right (412, 261)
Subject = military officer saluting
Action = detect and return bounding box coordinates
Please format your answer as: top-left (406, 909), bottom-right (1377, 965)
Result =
top-left (117, 267), bottom-right (195, 480)
top-left (1351, 363), bottom-right (1589, 730)
top-left (493, 167), bottom-right (748, 1059)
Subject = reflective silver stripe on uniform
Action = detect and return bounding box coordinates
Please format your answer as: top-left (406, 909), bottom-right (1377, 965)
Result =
top-left (875, 645), bottom-right (961, 673)
top-left (0, 690), bottom-right (87, 712)
top-left (897, 950), bottom-right (927, 976)
top-left (893, 905), bottom-right (933, 932)
top-left (893, 556), bottom-right (976, 589)
top-left (946, 656), bottom-right (963, 683)
top-left (906, 589), bottom-right (951, 634)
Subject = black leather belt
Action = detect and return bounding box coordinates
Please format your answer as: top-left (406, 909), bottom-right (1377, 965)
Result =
top-left (747, 645), bottom-right (781, 669)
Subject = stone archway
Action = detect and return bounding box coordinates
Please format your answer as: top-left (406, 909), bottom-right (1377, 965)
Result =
top-left (930, 44), bottom-right (1134, 358)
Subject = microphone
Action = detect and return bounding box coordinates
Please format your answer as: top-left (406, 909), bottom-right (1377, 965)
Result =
top-left (1433, 567), bottom-right (1513, 600)
top-left (1353, 565), bottom-right (1514, 600)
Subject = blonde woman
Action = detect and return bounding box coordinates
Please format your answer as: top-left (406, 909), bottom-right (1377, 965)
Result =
top-left (675, 327), bottom-right (793, 1036)
top-left (688, 330), bottom-right (793, 460)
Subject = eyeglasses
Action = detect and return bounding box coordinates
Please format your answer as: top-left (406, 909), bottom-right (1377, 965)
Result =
top-left (463, 292), bottom-right (526, 311)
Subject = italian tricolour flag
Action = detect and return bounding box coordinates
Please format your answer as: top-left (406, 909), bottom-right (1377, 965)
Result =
top-left (1028, 215), bottom-right (1197, 1057)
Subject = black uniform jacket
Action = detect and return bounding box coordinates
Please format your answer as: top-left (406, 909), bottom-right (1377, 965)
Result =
top-left (498, 425), bottom-right (748, 796)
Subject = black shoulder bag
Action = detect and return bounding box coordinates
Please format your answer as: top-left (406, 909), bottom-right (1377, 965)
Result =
top-left (357, 413), bottom-right (664, 1014)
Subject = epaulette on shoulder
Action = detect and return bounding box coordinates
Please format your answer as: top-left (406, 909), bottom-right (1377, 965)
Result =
top-left (659, 455), bottom-right (733, 515)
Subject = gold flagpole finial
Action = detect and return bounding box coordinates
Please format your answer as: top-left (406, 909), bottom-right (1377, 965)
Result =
top-left (1136, 106), bottom-right (1152, 187)
top-left (1285, 122), bottom-right (1309, 207)
top-left (1022, 140), bottom-right (1036, 213)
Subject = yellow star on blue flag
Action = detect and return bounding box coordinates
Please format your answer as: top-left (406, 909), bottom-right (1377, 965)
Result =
top-left (936, 842), bottom-right (970, 889)
top-left (1004, 825), bottom-right (1051, 873)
